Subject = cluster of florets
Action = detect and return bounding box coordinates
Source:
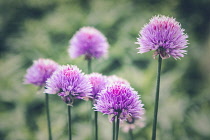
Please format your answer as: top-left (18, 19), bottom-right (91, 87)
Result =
top-left (24, 58), bottom-right (58, 87)
top-left (45, 65), bottom-right (92, 105)
top-left (87, 73), bottom-right (108, 101)
top-left (121, 111), bottom-right (146, 132)
top-left (136, 15), bottom-right (188, 59)
top-left (68, 26), bottom-right (109, 59)
top-left (94, 83), bottom-right (144, 121)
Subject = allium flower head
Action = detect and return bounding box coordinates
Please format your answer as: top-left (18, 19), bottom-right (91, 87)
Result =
top-left (108, 75), bottom-right (130, 85)
top-left (136, 15), bottom-right (188, 59)
top-left (121, 111), bottom-right (145, 132)
top-left (45, 65), bottom-right (92, 105)
top-left (94, 83), bottom-right (144, 121)
top-left (24, 58), bottom-right (58, 87)
top-left (88, 73), bottom-right (108, 101)
top-left (68, 26), bottom-right (109, 59)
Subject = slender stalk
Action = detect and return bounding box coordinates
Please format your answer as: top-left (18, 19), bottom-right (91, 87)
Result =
top-left (68, 106), bottom-right (72, 140)
top-left (129, 129), bottom-right (134, 140)
top-left (94, 111), bottom-right (98, 140)
top-left (87, 58), bottom-right (92, 74)
top-left (151, 55), bottom-right (162, 140)
top-left (112, 116), bottom-right (116, 140)
top-left (45, 94), bottom-right (52, 140)
top-left (90, 102), bottom-right (94, 139)
top-left (116, 114), bottom-right (120, 140)
top-left (87, 58), bottom-right (98, 140)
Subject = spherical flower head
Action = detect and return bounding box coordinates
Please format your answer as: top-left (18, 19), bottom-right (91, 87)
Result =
top-left (136, 15), bottom-right (188, 59)
top-left (68, 26), bottom-right (109, 59)
top-left (45, 65), bottom-right (92, 105)
top-left (94, 83), bottom-right (144, 121)
top-left (108, 75), bottom-right (130, 85)
top-left (24, 58), bottom-right (58, 87)
top-left (121, 110), bottom-right (146, 132)
top-left (88, 73), bottom-right (108, 101)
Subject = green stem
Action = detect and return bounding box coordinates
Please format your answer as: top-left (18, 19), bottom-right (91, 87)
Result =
top-left (68, 106), bottom-right (72, 140)
top-left (90, 102), bottom-right (94, 139)
top-left (116, 114), bottom-right (120, 140)
top-left (87, 58), bottom-right (92, 74)
top-left (95, 111), bottom-right (98, 140)
top-left (87, 58), bottom-right (97, 140)
top-left (129, 129), bottom-right (134, 140)
top-left (45, 94), bottom-right (52, 140)
top-left (112, 116), bottom-right (116, 140)
top-left (151, 55), bottom-right (162, 140)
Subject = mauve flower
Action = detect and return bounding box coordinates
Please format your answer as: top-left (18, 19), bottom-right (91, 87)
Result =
top-left (68, 26), bottom-right (109, 59)
top-left (108, 75), bottom-right (130, 85)
top-left (136, 15), bottom-right (188, 59)
top-left (94, 83), bottom-right (144, 121)
top-left (24, 58), bottom-right (58, 87)
top-left (88, 73), bottom-right (108, 101)
top-left (121, 111), bottom-right (145, 132)
top-left (45, 65), bottom-right (92, 105)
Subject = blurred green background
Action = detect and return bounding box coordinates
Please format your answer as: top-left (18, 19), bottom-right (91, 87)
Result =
top-left (0, 0), bottom-right (210, 140)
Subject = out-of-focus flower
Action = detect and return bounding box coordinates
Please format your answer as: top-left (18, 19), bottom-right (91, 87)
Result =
top-left (94, 83), bottom-right (144, 121)
top-left (88, 73), bottom-right (108, 101)
top-left (108, 75), bottom-right (130, 85)
top-left (136, 15), bottom-right (188, 59)
top-left (121, 111), bottom-right (146, 132)
top-left (24, 58), bottom-right (58, 87)
top-left (45, 65), bottom-right (92, 105)
top-left (68, 26), bottom-right (109, 59)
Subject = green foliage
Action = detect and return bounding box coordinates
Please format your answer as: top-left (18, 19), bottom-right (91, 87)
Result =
top-left (0, 0), bottom-right (210, 140)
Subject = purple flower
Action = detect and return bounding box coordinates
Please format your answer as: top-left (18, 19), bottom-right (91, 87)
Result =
top-left (88, 73), bottom-right (108, 101)
top-left (94, 83), bottom-right (144, 121)
top-left (68, 26), bottom-right (109, 59)
top-left (136, 15), bottom-right (188, 59)
top-left (108, 75), bottom-right (130, 85)
top-left (45, 65), bottom-right (92, 105)
top-left (121, 111), bottom-right (146, 132)
top-left (24, 58), bottom-right (58, 87)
